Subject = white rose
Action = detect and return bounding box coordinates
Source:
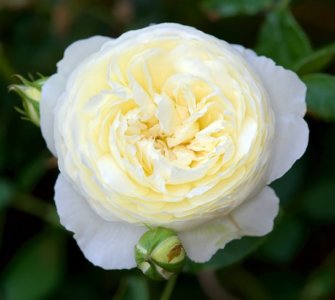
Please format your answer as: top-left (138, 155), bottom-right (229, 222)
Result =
top-left (40, 23), bottom-right (309, 269)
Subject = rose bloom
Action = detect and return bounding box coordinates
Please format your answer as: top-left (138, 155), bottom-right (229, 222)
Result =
top-left (40, 23), bottom-right (308, 269)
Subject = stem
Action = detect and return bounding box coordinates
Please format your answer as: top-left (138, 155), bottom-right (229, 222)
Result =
top-left (160, 275), bottom-right (178, 300)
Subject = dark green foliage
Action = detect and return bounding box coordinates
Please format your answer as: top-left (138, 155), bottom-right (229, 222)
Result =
top-left (303, 74), bottom-right (335, 122)
top-left (255, 8), bottom-right (312, 68)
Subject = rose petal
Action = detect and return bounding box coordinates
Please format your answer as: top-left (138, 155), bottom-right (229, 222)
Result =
top-left (54, 174), bottom-right (146, 269)
top-left (57, 36), bottom-right (111, 77)
top-left (40, 36), bottom-right (111, 156)
top-left (234, 46), bottom-right (307, 116)
top-left (234, 45), bottom-right (309, 182)
top-left (40, 74), bottom-right (65, 156)
top-left (266, 114), bottom-right (309, 183)
top-left (231, 186), bottom-right (279, 236)
top-left (180, 186), bottom-right (279, 262)
top-left (179, 218), bottom-right (239, 263)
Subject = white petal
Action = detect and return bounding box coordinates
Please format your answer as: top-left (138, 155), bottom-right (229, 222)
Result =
top-left (40, 36), bottom-right (111, 156)
top-left (231, 186), bottom-right (279, 236)
top-left (267, 115), bottom-right (309, 182)
top-left (179, 217), bottom-right (240, 263)
top-left (57, 36), bottom-right (111, 76)
top-left (40, 74), bottom-right (65, 156)
top-left (54, 174), bottom-right (146, 269)
top-left (234, 45), bottom-right (309, 182)
top-left (180, 186), bottom-right (279, 263)
top-left (233, 45), bottom-right (307, 116)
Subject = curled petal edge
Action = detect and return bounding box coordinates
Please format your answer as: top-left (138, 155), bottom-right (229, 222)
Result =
top-left (179, 186), bottom-right (279, 263)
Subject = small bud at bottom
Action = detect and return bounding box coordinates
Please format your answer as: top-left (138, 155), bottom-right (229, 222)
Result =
top-left (135, 227), bottom-right (186, 280)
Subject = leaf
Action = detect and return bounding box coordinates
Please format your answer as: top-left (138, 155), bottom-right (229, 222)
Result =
top-left (302, 73), bottom-right (335, 122)
top-left (1, 231), bottom-right (65, 300)
top-left (255, 9), bottom-right (312, 68)
top-left (301, 178), bottom-right (335, 222)
top-left (185, 237), bottom-right (264, 272)
top-left (294, 43), bottom-right (335, 75)
top-left (202, 0), bottom-right (273, 17)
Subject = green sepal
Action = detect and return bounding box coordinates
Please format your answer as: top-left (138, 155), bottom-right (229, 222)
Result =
top-left (9, 74), bottom-right (47, 126)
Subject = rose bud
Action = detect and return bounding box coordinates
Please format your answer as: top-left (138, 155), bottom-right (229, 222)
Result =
top-left (10, 75), bottom-right (46, 126)
top-left (135, 227), bottom-right (185, 280)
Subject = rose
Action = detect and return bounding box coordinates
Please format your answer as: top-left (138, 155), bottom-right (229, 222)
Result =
top-left (40, 23), bottom-right (308, 269)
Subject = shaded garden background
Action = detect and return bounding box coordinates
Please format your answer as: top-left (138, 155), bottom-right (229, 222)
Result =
top-left (0, 0), bottom-right (335, 299)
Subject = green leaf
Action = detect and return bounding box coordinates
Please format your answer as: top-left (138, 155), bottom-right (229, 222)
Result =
top-left (256, 9), bottom-right (312, 68)
top-left (202, 0), bottom-right (273, 17)
top-left (185, 237), bottom-right (264, 272)
top-left (1, 232), bottom-right (65, 300)
top-left (294, 43), bottom-right (335, 75)
top-left (301, 178), bottom-right (335, 222)
top-left (302, 73), bottom-right (335, 122)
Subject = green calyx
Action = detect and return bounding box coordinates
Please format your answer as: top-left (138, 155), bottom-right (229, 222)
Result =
top-left (9, 75), bottom-right (47, 126)
top-left (135, 227), bottom-right (186, 280)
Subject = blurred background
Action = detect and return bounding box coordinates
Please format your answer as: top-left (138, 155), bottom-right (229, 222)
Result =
top-left (0, 0), bottom-right (335, 299)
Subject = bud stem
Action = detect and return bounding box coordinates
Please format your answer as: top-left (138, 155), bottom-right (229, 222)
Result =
top-left (159, 274), bottom-right (178, 300)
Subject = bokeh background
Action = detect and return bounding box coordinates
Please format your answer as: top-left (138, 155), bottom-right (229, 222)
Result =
top-left (1, 0), bottom-right (335, 299)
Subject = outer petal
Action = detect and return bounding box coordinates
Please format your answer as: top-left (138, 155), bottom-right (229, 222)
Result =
top-left (40, 74), bottom-right (65, 156)
top-left (230, 186), bottom-right (279, 236)
top-left (54, 174), bottom-right (146, 269)
top-left (40, 36), bottom-right (111, 156)
top-left (234, 45), bottom-right (309, 182)
top-left (266, 114), bottom-right (309, 183)
top-left (180, 187), bottom-right (279, 262)
top-left (179, 217), bottom-right (239, 263)
top-left (56, 36), bottom-right (111, 77)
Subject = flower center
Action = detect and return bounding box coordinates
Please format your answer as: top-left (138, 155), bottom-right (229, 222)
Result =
top-left (120, 75), bottom-right (231, 176)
